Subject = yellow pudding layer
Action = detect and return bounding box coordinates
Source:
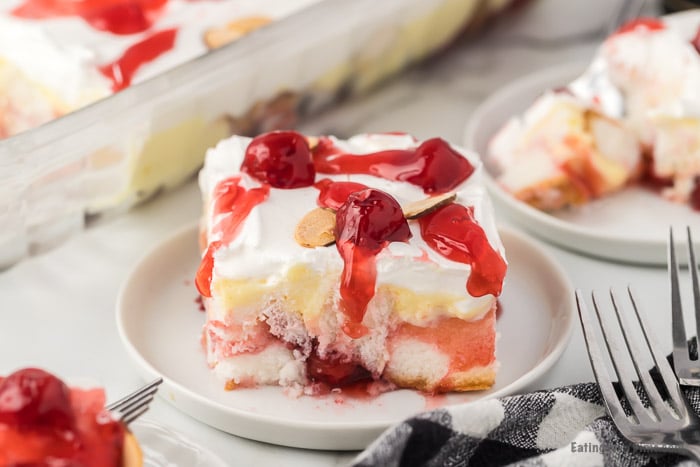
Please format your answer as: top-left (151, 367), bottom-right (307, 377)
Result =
top-left (210, 265), bottom-right (492, 326)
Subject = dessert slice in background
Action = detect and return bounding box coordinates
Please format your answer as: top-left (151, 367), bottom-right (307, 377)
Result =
top-left (196, 131), bottom-right (506, 394)
top-left (489, 14), bottom-right (700, 211)
top-left (489, 91), bottom-right (640, 210)
top-left (0, 368), bottom-right (142, 466)
top-left (601, 17), bottom-right (700, 205)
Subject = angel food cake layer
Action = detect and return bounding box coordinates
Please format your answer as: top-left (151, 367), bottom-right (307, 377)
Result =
top-left (195, 131), bottom-right (507, 394)
top-left (490, 15), bottom-right (700, 211)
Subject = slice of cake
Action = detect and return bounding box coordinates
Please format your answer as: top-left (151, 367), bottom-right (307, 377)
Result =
top-left (0, 368), bottom-right (142, 466)
top-left (489, 91), bottom-right (641, 210)
top-left (195, 131), bottom-right (506, 394)
top-left (489, 15), bottom-right (700, 211)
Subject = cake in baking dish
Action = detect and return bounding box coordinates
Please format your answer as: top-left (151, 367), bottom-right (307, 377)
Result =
top-left (0, 0), bottom-right (321, 137)
top-left (489, 15), bottom-right (700, 211)
top-left (195, 131), bottom-right (506, 394)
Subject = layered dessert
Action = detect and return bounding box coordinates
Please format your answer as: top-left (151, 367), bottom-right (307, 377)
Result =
top-left (489, 14), bottom-right (700, 211)
top-left (0, 368), bottom-right (142, 466)
top-left (195, 131), bottom-right (506, 394)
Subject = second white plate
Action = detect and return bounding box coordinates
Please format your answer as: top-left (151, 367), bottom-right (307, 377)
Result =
top-left (117, 224), bottom-right (574, 450)
top-left (131, 420), bottom-right (228, 467)
top-left (464, 12), bottom-right (700, 265)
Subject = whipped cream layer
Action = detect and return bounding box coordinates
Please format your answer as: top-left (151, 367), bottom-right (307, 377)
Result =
top-left (199, 134), bottom-right (505, 324)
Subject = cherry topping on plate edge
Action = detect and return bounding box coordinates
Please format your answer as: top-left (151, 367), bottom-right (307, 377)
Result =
top-left (0, 368), bottom-right (74, 430)
top-left (334, 188), bottom-right (411, 338)
top-left (0, 368), bottom-right (125, 466)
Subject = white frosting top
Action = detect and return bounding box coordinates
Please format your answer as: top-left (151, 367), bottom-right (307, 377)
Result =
top-left (0, 0), bottom-right (320, 108)
top-left (199, 133), bottom-right (505, 320)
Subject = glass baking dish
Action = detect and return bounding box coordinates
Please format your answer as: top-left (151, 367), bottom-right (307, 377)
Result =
top-left (0, 0), bottom-right (518, 267)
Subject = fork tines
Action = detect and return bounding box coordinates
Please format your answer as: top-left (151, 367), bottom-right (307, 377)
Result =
top-left (576, 288), bottom-right (689, 432)
top-left (107, 377), bottom-right (163, 426)
top-left (669, 227), bottom-right (700, 386)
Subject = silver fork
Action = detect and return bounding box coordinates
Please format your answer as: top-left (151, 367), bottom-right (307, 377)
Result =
top-left (576, 288), bottom-right (700, 461)
top-left (669, 227), bottom-right (700, 386)
top-left (106, 378), bottom-right (163, 425)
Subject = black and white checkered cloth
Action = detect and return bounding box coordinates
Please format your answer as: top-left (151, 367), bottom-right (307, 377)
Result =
top-left (352, 383), bottom-right (700, 467)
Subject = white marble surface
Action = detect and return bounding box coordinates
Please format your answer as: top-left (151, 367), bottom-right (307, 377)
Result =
top-left (0, 1), bottom-right (679, 465)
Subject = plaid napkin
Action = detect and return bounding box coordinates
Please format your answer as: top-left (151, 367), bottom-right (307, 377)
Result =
top-left (352, 382), bottom-right (700, 467)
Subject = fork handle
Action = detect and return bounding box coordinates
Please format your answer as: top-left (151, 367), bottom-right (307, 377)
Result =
top-left (684, 444), bottom-right (700, 462)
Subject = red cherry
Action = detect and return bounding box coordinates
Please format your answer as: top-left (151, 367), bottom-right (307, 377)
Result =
top-left (335, 188), bottom-right (411, 254)
top-left (0, 368), bottom-right (74, 430)
top-left (410, 138), bottom-right (475, 194)
top-left (84, 3), bottom-right (152, 35)
top-left (306, 350), bottom-right (370, 386)
top-left (241, 131), bottom-right (315, 188)
top-left (334, 189), bottom-right (411, 335)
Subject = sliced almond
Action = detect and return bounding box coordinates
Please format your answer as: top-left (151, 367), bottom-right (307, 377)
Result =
top-left (402, 192), bottom-right (457, 219)
top-left (204, 16), bottom-right (272, 49)
top-left (295, 208), bottom-right (336, 248)
top-left (306, 136), bottom-right (320, 150)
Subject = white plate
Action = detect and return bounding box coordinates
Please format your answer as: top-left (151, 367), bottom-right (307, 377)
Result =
top-left (464, 12), bottom-right (700, 265)
top-left (116, 224), bottom-right (574, 450)
top-left (131, 420), bottom-right (227, 467)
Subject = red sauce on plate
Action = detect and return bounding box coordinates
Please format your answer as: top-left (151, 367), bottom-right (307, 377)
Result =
top-left (306, 350), bottom-right (371, 387)
top-left (0, 368), bottom-right (125, 466)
